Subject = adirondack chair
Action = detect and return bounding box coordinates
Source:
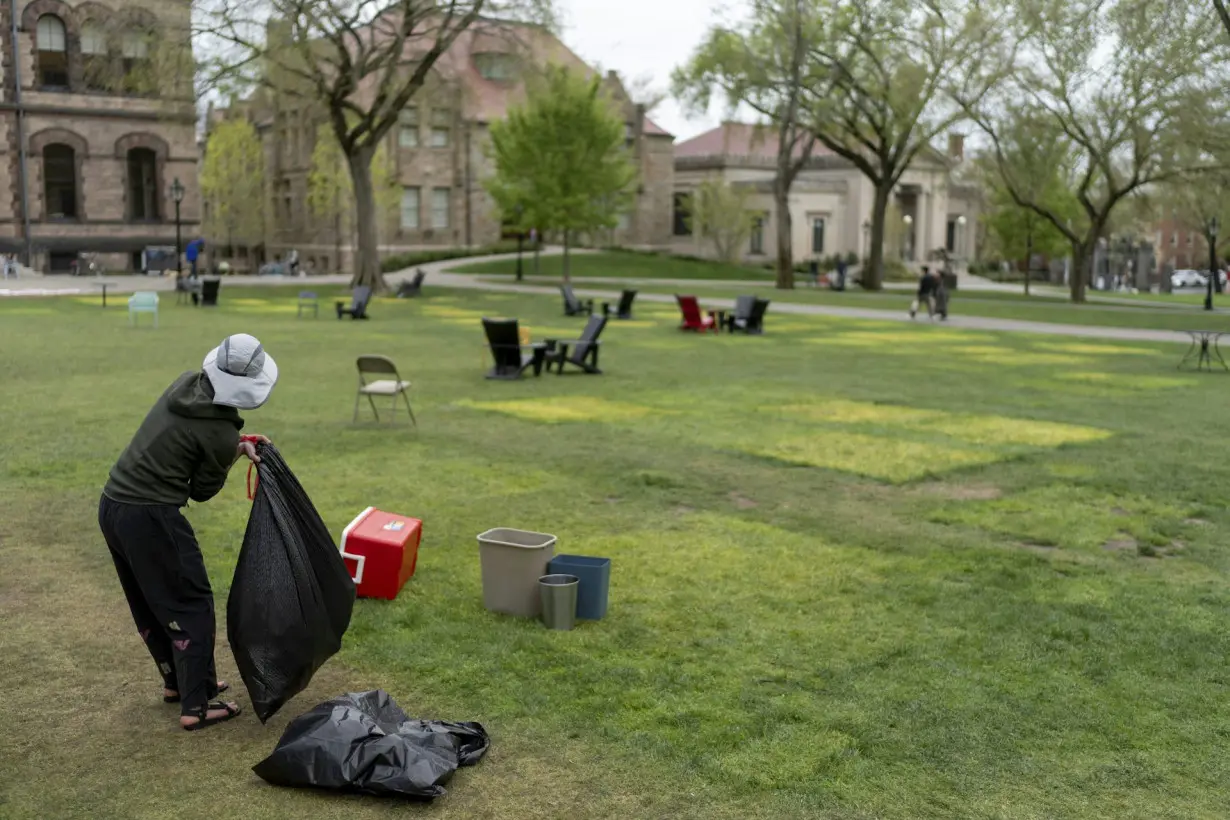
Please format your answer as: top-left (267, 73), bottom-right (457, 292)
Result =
top-left (396, 269), bottom-right (426, 298)
top-left (544, 314), bottom-right (608, 375)
top-left (297, 291), bottom-right (319, 318)
top-left (676, 295), bottom-right (718, 332)
top-left (602, 289), bottom-right (637, 320)
top-left (724, 296), bottom-right (769, 334)
top-left (561, 285), bottom-right (594, 316)
top-left (128, 291), bottom-right (159, 328)
top-left (336, 286), bottom-right (372, 320)
top-left (483, 318), bottom-right (546, 380)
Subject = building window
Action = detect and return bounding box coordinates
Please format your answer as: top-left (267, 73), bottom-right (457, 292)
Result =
top-left (749, 214), bottom-right (765, 255)
top-left (430, 110), bottom-right (450, 148)
top-left (811, 217), bottom-right (826, 254)
top-left (400, 187), bottom-right (420, 229)
top-left (673, 193), bottom-right (691, 236)
top-left (127, 148), bottom-right (159, 221)
top-left (36, 16), bottom-right (68, 88)
top-left (1171, 232), bottom-right (1178, 247)
top-left (121, 31), bottom-right (151, 92)
top-left (946, 218), bottom-right (958, 253)
top-left (617, 212), bottom-right (631, 232)
top-left (1187, 233), bottom-right (1194, 247)
top-left (474, 53), bottom-right (516, 81)
top-left (81, 22), bottom-right (111, 91)
top-left (43, 144), bottom-right (77, 219)
top-left (431, 188), bottom-right (450, 229)
top-left (399, 108), bottom-right (419, 148)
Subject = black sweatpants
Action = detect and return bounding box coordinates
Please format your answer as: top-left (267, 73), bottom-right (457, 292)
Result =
top-left (98, 496), bottom-right (220, 716)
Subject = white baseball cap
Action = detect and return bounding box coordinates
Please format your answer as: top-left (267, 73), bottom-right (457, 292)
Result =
top-left (202, 334), bottom-right (278, 410)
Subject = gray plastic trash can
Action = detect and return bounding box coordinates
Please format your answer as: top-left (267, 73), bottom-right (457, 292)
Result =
top-left (477, 528), bottom-right (557, 617)
top-left (539, 574), bottom-right (579, 630)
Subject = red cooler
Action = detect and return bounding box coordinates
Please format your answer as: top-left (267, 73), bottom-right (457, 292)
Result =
top-left (339, 507), bottom-right (422, 600)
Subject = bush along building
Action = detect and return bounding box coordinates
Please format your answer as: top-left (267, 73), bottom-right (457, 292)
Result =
top-left (0, 0), bottom-right (198, 273)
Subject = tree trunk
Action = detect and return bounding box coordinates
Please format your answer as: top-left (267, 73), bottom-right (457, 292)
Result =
top-left (563, 230), bottom-right (571, 282)
top-left (346, 145), bottom-right (385, 292)
top-left (863, 184), bottom-right (891, 290)
top-left (1024, 226), bottom-right (1032, 297)
top-left (774, 157), bottom-right (794, 290)
top-left (1070, 239), bottom-right (1092, 303)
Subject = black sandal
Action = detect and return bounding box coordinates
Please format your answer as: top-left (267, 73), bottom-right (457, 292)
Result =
top-left (164, 682), bottom-right (229, 704)
top-left (182, 701), bottom-right (242, 731)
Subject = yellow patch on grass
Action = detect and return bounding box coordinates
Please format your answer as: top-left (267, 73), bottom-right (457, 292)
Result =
top-left (458, 396), bottom-right (656, 424)
top-left (1057, 372), bottom-right (1196, 390)
top-left (1033, 342), bottom-right (1163, 356)
top-left (751, 431), bottom-right (1000, 483)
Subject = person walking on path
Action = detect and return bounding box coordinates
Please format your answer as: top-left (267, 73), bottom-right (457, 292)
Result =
top-left (98, 334), bottom-right (278, 731)
top-left (910, 266), bottom-right (938, 319)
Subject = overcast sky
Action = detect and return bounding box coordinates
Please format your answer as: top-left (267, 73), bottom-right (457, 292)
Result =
top-left (556, 0), bottom-right (736, 142)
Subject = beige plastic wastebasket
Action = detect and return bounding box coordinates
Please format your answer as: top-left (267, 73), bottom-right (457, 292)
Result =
top-left (477, 528), bottom-right (557, 617)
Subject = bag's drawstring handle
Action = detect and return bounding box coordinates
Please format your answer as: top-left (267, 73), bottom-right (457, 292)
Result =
top-left (241, 435), bottom-right (262, 501)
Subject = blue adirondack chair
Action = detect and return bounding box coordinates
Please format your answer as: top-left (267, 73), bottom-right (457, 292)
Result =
top-left (128, 291), bottom-right (159, 328)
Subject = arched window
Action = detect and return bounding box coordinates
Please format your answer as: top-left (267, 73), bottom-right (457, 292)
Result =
top-left (36, 15), bottom-right (68, 88)
top-left (127, 148), bottom-right (159, 221)
top-left (43, 144), bottom-right (77, 219)
top-left (82, 22), bottom-right (110, 91)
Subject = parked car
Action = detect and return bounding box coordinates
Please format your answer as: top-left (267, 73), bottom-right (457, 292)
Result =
top-left (258, 262), bottom-right (287, 276)
top-left (1172, 269), bottom-right (1208, 289)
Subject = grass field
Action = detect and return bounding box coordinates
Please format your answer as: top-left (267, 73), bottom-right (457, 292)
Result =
top-left (456, 252), bottom-right (1230, 332)
top-left (4, 285), bottom-right (1230, 819)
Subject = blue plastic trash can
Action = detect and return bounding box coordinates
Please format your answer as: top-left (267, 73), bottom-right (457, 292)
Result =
top-left (546, 554), bottom-right (610, 620)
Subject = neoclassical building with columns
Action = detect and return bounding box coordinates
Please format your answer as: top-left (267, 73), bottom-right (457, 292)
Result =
top-left (0, 0), bottom-right (198, 273)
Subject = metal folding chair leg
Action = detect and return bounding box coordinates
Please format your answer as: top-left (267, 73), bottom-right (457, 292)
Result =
top-left (402, 392), bottom-right (416, 426)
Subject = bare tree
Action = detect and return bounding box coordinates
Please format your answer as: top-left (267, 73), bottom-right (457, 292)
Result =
top-left (673, 0), bottom-right (815, 289)
top-left (966, 0), bottom-right (1226, 302)
top-left (196, 0), bottom-right (555, 291)
top-left (800, 0), bottom-right (1012, 290)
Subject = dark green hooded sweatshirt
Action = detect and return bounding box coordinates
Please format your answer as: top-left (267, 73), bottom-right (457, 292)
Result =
top-left (103, 371), bottom-right (245, 507)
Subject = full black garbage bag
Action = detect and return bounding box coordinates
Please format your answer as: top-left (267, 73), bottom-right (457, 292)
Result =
top-left (227, 443), bottom-right (355, 722)
top-left (252, 690), bottom-right (490, 800)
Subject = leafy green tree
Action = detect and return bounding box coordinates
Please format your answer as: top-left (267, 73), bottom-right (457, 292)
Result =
top-left (197, 0), bottom-right (555, 291)
top-left (308, 124), bottom-right (399, 273)
top-left (965, 0), bottom-right (1224, 302)
top-left (485, 65), bottom-right (637, 281)
top-left (200, 118), bottom-right (266, 258)
top-left (685, 180), bottom-right (756, 265)
top-left (799, 0), bottom-right (1013, 290)
top-left (673, 0), bottom-right (816, 289)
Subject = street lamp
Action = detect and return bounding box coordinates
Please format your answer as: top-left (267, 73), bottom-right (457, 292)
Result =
top-left (514, 203), bottom-right (524, 282)
top-left (956, 215), bottom-right (967, 259)
top-left (862, 219), bottom-right (871, 258)
top-left (1206, 216), bottom-right (1219, 311)
top-left (171, 177), bottom-right (185, 280)
top-left (903, 213), bottom-right (914, 261)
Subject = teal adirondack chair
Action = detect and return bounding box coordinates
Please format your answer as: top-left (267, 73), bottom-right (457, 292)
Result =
top-left (128, 291), bottom-right (159, 328)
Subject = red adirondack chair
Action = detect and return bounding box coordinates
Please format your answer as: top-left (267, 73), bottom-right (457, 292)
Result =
top-left (676, 295), bottom-right (717, 332)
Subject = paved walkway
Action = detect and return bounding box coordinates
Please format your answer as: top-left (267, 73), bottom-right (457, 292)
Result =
top-left (0, 250), bottom-right (1203, 345)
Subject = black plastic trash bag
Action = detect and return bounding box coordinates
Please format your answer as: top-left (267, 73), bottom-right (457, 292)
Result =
top-left (227, 443), bottom-right (355, 723)
top-left (253, 690), bottom-right (490, 800)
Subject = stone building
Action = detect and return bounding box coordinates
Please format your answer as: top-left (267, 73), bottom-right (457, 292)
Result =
top-left (206, 22), bottom-right (674, 275)
top-left (671, 123), bottom-right (982, 269)
top-left (0, 0), bottom-right (198, 273)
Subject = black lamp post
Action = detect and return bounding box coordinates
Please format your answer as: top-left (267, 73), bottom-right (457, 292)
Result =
top-left (515, 203), bottom-right (524, 282)
top-left (1206, 216), bottom-right (1219, 311)
top-left (171, 177), bottom-right (185, 279)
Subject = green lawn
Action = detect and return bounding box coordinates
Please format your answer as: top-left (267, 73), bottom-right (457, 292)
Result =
top-left (456, 252), bottom-right (1230, 332)
top-left (4, 286), bottom-right (1230, 818)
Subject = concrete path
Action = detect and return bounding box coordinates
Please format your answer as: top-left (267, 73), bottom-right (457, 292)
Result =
top-left (0, 249), bottom-right (1204, 346)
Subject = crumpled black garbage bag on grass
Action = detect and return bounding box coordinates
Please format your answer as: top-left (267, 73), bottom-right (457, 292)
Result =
top-left (227, 443), bottom-right (355, 723)
top-left (253, 690), bottom-right (490, 800)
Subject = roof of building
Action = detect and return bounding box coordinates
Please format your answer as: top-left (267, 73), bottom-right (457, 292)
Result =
top-left (675, 122), bottom-right (831, 161)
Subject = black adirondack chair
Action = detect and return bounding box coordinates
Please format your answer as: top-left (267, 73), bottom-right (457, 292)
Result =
top-left (544, 314), bottom-right (608, 375)
top-left (724, 296), bottom-right (769, 334)
top-left (396, 270), bottom-right (426, 298)
top-left (483, 318), bottom-right (546, 380)
top-left (336, 286), bottom-right (372, 320)
top-left (602, 289), bottom-right (637, 320)
top-left (561, 285), bottom-right (594, 316)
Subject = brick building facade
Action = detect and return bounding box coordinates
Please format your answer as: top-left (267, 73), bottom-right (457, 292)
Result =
top-left (0, 0), bottom-right (198, 273)
top-left (206, 23), bottom-right (673, 275)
